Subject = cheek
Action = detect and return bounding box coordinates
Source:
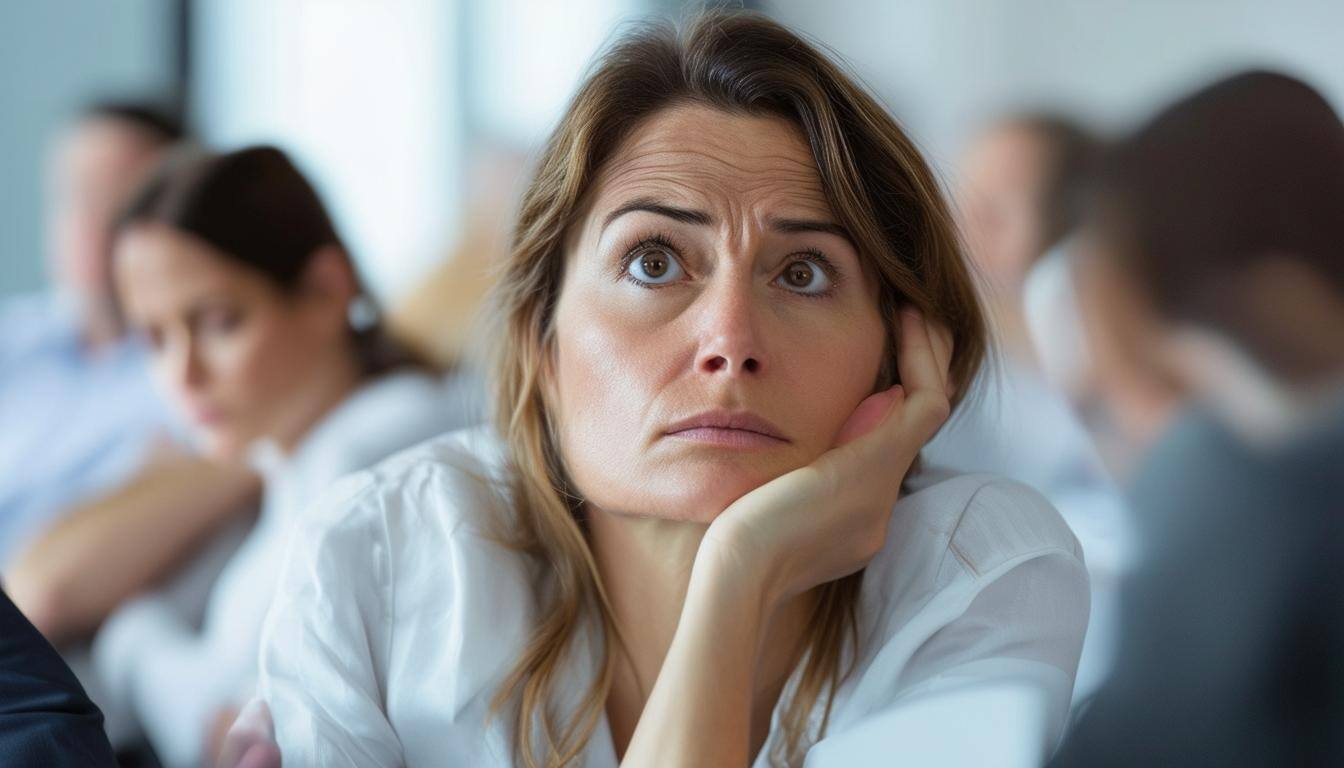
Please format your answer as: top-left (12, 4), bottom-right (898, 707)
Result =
top-left (551, 295), bottom-right (671, 485)
top-left (774, 306), bottom-right (887, 448)
top-left (207, 312), bottom-right (318, 415)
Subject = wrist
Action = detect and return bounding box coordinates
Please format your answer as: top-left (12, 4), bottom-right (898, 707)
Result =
top-left (688, 532), bottom-right (780, 631)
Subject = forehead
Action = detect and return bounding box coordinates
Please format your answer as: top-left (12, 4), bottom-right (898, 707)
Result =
top-left (60, 119), bottom-right (158, 169)
top-left (588, 103), bottom-right (832, 218)
top-left (116, 225), bottom-right (261, 312)
top-left (962, 126), bottom-right (1049, 189)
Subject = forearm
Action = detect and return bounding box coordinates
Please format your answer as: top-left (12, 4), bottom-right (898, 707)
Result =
top-left (4, 457), bottom-right (259, 643)
top-left (620, 549), bottom-right (769, 768)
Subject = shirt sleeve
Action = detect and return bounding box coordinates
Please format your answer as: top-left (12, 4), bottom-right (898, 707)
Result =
top-left (255, 476), bottom-right (405, 767)
top-left (0, 585), bottom-right (117, 768)
top-left (806, 553), bottom-right (1090, 768)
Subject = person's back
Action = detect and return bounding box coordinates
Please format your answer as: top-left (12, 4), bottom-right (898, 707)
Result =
top-left (1050, 70), bottom-right (1344, 766)
top-left (1054, 403), bottom-right (1344, 765)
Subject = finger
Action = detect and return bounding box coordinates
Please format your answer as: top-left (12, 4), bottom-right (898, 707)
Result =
top-left (235, 744), bottom-right (282, 768)
top-left (896, 307), bottom-right (943, 396)
top-left (926, 318), bottom-right (956, 399)
top-left (216, 701), bottom-right (275, 768)
top-left (833, 385), bottom-right (903, 447)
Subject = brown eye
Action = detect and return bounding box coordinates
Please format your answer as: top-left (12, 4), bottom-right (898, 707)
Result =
top-left (785, 261), bottom-right (814, 287)
top-left (626, 243), bottom-right (684, 285)
top-left (642, 253), bottom-right (669, 278)
top-left (776, 257), bottom-right (832, 294)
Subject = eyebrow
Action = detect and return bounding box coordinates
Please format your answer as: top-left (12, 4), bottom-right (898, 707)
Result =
top-left (602, 197), bottom-right (712, 231)
top-left (767, 216), bottom-right (853, 243)
top-left (602, 196), bottom-right (854, 246)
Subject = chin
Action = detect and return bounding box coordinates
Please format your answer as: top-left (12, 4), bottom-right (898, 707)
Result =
top-left (193, 428), bottom-right (246, 465)
top-left (602, 461), bottom-right (785, 523)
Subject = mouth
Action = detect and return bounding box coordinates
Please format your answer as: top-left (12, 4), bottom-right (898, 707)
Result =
top-left (663, 409), bottom-right (790, 449)
top-left (187, 403), bottom-right (226, 428)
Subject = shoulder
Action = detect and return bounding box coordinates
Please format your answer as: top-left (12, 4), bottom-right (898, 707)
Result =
top-left (0, 293), bottom-right (74, 363)
top-left (823, 471), bottom-right (1090, 753)
top-left (301, 371), bottom-right (485, 486)
top-left (297, 424), bottom-right (511, 547)
top-left (861, 469), bottom-right (1086, 628)
top-left (259, 426), bottom-right (539, 767)
top-left (884, 468), bottom-right (1082, 579)
top-left (264, 426), bottom-right (520, 680)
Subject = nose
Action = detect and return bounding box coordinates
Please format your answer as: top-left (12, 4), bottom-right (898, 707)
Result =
top-left (161, 332), bottom-right (207, 395)
top-left (694, 280), bottom-right (764, 377)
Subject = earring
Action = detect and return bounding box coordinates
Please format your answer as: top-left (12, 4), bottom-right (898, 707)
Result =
top-left (347, 294), bottom-right (380, 332)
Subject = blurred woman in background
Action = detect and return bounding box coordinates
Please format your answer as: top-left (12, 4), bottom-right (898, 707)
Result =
top-left (94, 146), bottom-right (470, 768)
top-left (246, 12), bottom-right (1089, 768)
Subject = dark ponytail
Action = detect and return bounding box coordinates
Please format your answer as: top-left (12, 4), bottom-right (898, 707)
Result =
top-left (118, 145), bottom-right (435, 378)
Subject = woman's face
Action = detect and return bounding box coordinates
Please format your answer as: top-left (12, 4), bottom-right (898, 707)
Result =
top-left (550, 104), bottom-right (887, 522)
top-left (115, 224), bottom-right (351, 460)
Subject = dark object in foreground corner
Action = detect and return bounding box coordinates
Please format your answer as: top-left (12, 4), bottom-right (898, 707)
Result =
top-left (0, 585), bottom-right (116, 767)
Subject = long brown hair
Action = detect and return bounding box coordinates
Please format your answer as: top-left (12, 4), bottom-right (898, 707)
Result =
top-left (486, 11), bottom-right (985, 766)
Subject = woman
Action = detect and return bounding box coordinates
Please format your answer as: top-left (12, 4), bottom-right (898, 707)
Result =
top-left (92, 146), bottom-right (470, 768)
top-left (253, 13), bottom-right (1089, 767)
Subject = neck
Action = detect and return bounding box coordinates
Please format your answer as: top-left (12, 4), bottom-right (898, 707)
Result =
top-left (274, 350), bottom-right (365, 457)
top-left (588, 506), bottom-right (816, 759)
top-left (77, 297), bottom-right (124, 353)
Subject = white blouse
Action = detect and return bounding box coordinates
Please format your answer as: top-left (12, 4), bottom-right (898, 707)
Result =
top-left (256, 427), bottom-right (1089, 767)
top-left (92, 371), bottom-right (475, 768)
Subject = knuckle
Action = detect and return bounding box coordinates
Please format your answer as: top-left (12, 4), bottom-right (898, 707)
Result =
top-left (911, 392), bottom-right (951, 426)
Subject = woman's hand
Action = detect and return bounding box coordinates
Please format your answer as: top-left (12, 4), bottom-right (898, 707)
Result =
top-left (700, 307), bottom-right (956, 610)
top-left (215, 701), bottom-right (282, 768)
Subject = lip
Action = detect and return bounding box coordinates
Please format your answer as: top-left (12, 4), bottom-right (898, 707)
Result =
top-left (663, 409), bottom-right (790, 448)
top-left (186, 403), bottom-right (226, 427)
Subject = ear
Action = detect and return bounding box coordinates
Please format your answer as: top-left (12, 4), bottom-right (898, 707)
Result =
top-left (298, 245), bottom-right (358, 322)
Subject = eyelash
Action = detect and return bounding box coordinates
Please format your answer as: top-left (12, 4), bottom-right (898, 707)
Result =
top-left (615, 233), bottom-right (843, 298)
top-left (617, 232), bottom-right (683, 289)
top-left (786, 247), bottom-right (842, 299)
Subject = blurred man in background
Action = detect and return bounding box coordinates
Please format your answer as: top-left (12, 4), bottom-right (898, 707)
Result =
top-left (2, 104), bottom-right (258, 648)
top-left (1, 103), bottom-right (179, 567)
top-left (1051, 70), bottom-right (1344, 766)
top-left (931, 113), bottom-right (1130, 705)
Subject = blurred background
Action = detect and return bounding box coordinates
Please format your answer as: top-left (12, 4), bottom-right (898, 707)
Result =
top-left (5, 0), bottom-right (1344, 304)
top-left (3, 2), bottom-right (1342, 766)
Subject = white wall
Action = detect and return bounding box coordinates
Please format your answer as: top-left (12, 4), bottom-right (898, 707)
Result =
top-left (190, 0), bottom-right (657, 300)
top-left (769, 0), bottom-right (1344, 179)
top-left (191, 0), bottom-right (461, 300)
top-left (0, 0), bottom-right (175, 298)
top-left (14, 0), bottom-right (1339, 300)
top-left (464, 0), bottom-right (648, 147)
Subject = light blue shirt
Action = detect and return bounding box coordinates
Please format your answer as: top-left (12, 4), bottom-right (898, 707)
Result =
top-left (0, 293), bottom-right (180, 567)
